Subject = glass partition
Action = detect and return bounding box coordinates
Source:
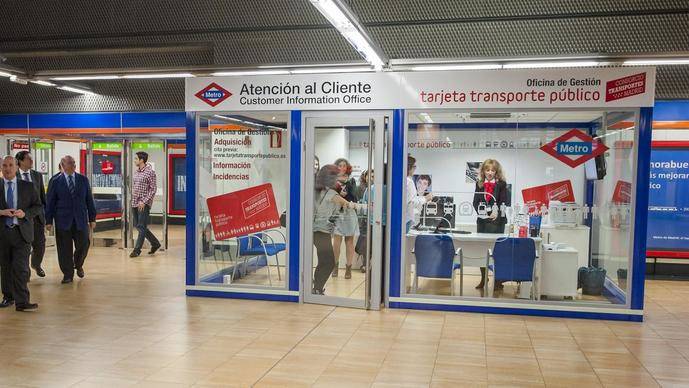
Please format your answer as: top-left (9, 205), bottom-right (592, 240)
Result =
top-left (196, 112), bottom-right (290, 289)
top-left (402, 109), bottom-right (638, 307)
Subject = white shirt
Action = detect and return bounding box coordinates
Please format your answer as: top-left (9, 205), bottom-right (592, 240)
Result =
top-left (63, 172), bottom-right (76, 184)
top-left (406, 176), bottom-right (426, 224)
top-left (19, 168), bottom-right (32, 182)
top-left (3, 177), bottom-right (19, 225)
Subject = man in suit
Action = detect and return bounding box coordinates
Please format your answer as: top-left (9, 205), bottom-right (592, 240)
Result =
top-left (16, 151), bottom-right (47, 278)
top-left (45, 155), bottom-right (96, 284)
top-left (0, 155), bottom-right (41, 311)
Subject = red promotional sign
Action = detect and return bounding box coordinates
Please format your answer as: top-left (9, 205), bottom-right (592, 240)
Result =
top-left (606, 72), bottom-right (646, 102)
top-left (612, 180), bottom-right (632, 204)
top-left (207, 183), bottom-right (280, 240)
top-left (522, 180), bottom-right (576, 213)
top-left (540, 129), bottom-right (608, 168)
top-left (101, 159), bottom-right (114, 174)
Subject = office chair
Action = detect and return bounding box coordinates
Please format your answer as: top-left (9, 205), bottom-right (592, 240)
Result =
top-left (488, 237), bottom-right (537, 299)
top-left (413, 234), bottom-right (463, 296)
top-left (236, 231), bottom-right (286, 286)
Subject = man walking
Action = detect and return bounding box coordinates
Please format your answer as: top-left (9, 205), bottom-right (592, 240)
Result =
top-left (0, 156), bottom-right (41, 311)
top-left (130, 151), bottom-right (161, 258)
top-left (45, 156), bottom-right (96, 284)
top-left (16, 151), bottom-right (47, 278)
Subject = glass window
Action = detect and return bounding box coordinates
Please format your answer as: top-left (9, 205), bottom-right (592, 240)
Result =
top-left (402, 110), bottom-right (638, 307)
top-left (196, 112), bottom-right (290, 289)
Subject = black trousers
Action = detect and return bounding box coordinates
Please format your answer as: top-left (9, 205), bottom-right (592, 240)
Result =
top-left (55, 223), bottom-right (90, 279)
top-left (0, 227), bottom-right (31, 304)
top-left (133, 205), bottom-right (160, 252)
top-left (313, 231), bottom-right (335, 292)
top-left (30, 218), bottom-right (46, 269)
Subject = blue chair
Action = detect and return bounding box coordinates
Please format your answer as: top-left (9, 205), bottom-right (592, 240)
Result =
top-left (488, 237), bottom-right (537, 298)
top-left (413, 234), bottom-right (463, 296)
top-left (236, 231), bottom-right (286, 286)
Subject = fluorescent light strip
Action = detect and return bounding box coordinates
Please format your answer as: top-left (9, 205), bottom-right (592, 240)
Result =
top-left (51, 75), bottom-right (120, 81)
top-left (213, 115), bottom-right (284, 131)
top-left (58, 85), bottom-right (95, 95)
top-left (122, 73), bottom-right (194, 79)
top-left (290, 66), bottom-right (373, 74)
top-left (411, 63), bottom-right (502, 71)
top-left (0, 71), bottom-right (14, 77)
top-left (212, 70), bottom-right (290, 76)
top-left (310, 0), bottom-right (385, 70)
top-left (623, 58), bottom-right (689, 66)
top-left (30, 80), bottom-right (56, 87)
top-left (503, 61), bottom-right (600, 69)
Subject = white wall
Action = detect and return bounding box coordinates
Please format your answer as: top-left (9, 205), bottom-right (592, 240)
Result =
top-left (653, 129), bottom-right (689, 140)
top-left (53, 140), bottom-right (82, 173)
top-left (315, 128), bottom-right (349, 170)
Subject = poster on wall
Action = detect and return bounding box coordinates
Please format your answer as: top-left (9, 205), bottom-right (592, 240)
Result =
top-left (92, 153), bottom-right (122, 188)
top-left (521, 180), bottom-right (576, 212)
top-left (206, 183), bottom-right (280, 240)
top-left (647, 143), bottom-right (689, 255)
top-left (413, 174), bottom-right (432, 195)
top-left (169, 154), bottom-right (186, 215)
top-left (466, 162), bottom-right (481, 183)
top-left (612, 180), bottom-right (632, 204)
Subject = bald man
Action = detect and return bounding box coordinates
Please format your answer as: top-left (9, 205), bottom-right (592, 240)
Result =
top-left (0, 156), bottom-right (41, 311)
top-left (45, 156), bottom-right (96, 284)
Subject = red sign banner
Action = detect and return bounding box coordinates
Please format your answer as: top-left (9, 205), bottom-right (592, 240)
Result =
top-left (612, 180), bottom-right (632, 204)
top-left (606, 72), bottom-right (646, 102)
top-left (521, 180), bottom-right (576, 213)
top-left (540, 129), bottom-right (608, 168)
top-left (206, 183), bottom-right (280, 240)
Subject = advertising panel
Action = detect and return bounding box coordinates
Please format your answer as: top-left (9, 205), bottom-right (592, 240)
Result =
top-left (647, 143), bottom-right (689, 255)
top-left (206, 183), bottom-right (280, 240)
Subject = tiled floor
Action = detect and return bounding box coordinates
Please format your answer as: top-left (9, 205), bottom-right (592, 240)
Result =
top-left (2, 237), bottom-right (689, 387)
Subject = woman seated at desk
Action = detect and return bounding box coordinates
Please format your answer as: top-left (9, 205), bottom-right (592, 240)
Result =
top-left (473, 158), bottom-right (508, 290)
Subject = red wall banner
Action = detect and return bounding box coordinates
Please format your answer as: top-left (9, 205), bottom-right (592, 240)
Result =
top-left (206, 183), bottom-right (280, 240)
top-left (521, 180), bottom-right (576, 212)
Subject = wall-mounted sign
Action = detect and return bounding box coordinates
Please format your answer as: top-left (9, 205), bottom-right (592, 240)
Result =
top-left (33, 142), bottom-right (53, 150)
top-left (132, 142), bottom-right (164, 151)
top-left (93, 142), bottom-right (123, 151)
top-left (540, 129), bottom-right (608, 168)
top-left (647, 143), bottom-right (689, 254)
top-left (186, 67), bottom-right (656, 112)
top-left (206, 183), bottom-right (280, 240)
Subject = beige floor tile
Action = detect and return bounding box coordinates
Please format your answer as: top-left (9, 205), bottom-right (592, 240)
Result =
top-left (594, 368), bottom-right (660, 387)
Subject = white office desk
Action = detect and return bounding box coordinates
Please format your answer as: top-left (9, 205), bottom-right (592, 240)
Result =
top-left (406, 231), bottom-right (542, 296)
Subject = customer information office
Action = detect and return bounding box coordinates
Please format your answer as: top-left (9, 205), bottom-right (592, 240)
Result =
top-left (184, 67), bottom-right (654, 321)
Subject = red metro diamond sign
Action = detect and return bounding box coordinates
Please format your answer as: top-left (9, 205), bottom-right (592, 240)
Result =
top-left (195, 82), bottom-right (232, 107)
top-left (540, 129), bottom-right (608, 168)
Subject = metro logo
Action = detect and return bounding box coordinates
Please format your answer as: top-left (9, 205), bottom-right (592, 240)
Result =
top-left (541, 129), bottom-right (608, 168)
top-left (556, 141), bottom-right (592, 155)
top-left (195, 83), bottom-right (232, 107)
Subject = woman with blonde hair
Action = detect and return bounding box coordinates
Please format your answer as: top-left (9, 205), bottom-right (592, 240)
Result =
top-left (473, 158), bottom-right (509, 290)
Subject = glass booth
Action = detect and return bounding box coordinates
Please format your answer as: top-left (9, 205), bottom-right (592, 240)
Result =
top-left (185, 67), bottom-right (654, 321)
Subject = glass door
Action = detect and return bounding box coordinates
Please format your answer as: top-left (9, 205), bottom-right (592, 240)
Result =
top-left (303, 111), bottom-right (388, 310)
top-left (87, 139), bottom-right (125, 247)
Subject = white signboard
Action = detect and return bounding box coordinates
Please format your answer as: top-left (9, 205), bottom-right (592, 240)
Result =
top-left (185, 67), bottom-right (656, 111)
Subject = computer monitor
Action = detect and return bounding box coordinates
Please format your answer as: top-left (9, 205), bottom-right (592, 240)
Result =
top-left (421, 196), bottom-right (456, 230)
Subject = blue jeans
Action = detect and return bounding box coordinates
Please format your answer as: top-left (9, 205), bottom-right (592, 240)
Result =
top-left (133, 205), bottom-right (161, 252)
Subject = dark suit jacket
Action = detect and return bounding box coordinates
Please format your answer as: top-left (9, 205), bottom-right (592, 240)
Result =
top-left (45, 173), bottom-right (97, 231)
top-left (19, 169), bottom-right (46, 225)
top-left (0, 178), bottom-right (42, 243)
top-left (473, 181), bottom-right (509, 225)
